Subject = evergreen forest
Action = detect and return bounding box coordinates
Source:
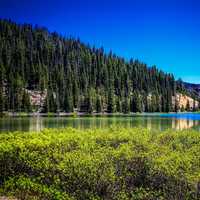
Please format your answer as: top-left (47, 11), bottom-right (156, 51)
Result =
top-left (0, 19), bottom-right (198, 113)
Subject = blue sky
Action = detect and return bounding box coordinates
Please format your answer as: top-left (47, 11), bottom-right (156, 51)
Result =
top-left (0, 0), bottom-right (200, 83)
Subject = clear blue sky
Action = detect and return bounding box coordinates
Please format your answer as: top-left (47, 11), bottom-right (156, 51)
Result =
top-left (0, 0), bottom-right (200, 83)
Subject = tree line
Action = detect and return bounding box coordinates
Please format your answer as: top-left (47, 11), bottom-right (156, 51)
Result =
top-left (0, 19), bottom-right (199, 113)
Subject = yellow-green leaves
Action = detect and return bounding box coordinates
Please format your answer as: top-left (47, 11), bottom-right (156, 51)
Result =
top-left (0, 127), bottom-right (199, 199)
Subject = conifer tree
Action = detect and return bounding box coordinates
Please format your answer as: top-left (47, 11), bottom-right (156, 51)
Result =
top-left (0, 86), bottom-right (3, 113)
top-left (198, 100), bottom-right (200, 111)
top-left (96, 95), bottom-right (102, 113)
top-left (181, 105), bottom-right (185, 112)
top-left (107, 89), bottom-right (115, 113)
top-left (192, 99), bottom-right (197, 112)
top-left (64, 88), bottom-right (73, 112)
top-left (150, 94), bottom-right (157, 112)
top-left (43, 87), bottom-right (57, 113)
top-left (122, 97), bottom-right (130, 114)
top-left (21, 90), bottom-right (31, 112)
top-left (0, 65), bottom-right (4, 113)
top-left (131, 91), bottom-right (142, 112)
top-left (186, 100), bottom-right (190, 112)
top-left (84, 92), bottom-right (93, 113)
top-left (144, 95), bottom-right (149, 112)
top-left (0, 19), bottom-right (198, 113)
top-left (174, 97), bottom-right (179, 113)
top-left (116, 97), bottom-right (122, 113)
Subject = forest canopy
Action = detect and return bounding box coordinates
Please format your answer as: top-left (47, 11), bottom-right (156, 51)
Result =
top-left (0, 19), bottom-right (198, 113)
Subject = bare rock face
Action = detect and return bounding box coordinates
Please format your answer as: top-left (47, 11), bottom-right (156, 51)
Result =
top-left (26, 89), bottom-right (47, 108)
top-left (184, 82), bottom-right (200, 97)
top-left (172, 93), bottom-right (199, 110)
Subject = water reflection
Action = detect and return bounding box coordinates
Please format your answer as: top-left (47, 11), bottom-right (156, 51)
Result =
top-left (0, 115), bottom-right (200, 132)
top-left (171, 118), bottom-right (199, 130)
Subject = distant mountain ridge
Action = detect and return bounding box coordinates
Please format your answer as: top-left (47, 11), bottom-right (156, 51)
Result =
top-left (184, 82), bottom-right (200, 97)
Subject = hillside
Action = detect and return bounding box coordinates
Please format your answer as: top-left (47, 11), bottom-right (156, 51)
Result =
top-left (184, 82), bottom-right (200, 97)
top-left (0, 19), bottom-right (199, 113)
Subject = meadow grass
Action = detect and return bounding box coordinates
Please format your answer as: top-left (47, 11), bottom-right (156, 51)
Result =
top-left (0, 127), bottom-right (199, 200)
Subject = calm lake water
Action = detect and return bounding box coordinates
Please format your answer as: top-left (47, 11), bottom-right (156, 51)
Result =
top-left (0, 113), bottom-right (200, 132)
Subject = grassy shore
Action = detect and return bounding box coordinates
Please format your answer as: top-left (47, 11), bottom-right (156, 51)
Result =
top-left (0, 127), bottom-right (200, 199)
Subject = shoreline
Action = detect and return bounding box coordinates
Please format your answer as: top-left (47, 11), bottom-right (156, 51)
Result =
top-left (0, 111), bottom-right (199, 118)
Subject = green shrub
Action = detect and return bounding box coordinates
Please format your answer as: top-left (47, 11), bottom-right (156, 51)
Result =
top-left (0, 127), bottom-right (199, 199)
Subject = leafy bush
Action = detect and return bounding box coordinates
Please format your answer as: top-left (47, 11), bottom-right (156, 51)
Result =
top-left (0, 127), bottom-right (199, 199)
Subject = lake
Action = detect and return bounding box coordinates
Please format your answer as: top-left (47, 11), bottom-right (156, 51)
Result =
top-left (0, 113), bottom-right (200, 132)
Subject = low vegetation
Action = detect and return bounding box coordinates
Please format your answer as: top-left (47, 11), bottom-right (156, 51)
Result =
top-left (0, 127), bottom-right (200, 199)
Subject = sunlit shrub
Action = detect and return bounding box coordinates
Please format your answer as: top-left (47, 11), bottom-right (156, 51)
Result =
top-left (0, 127), bottom-right (199, 199)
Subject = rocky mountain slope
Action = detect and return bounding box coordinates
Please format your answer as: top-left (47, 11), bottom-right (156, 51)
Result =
top-left (184, 82), bottom-right (200, 97)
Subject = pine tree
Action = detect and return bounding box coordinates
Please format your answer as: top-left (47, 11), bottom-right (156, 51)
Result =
top-left (192, 99), bottom-right (197, 112)
top-left (0, 19), bottom-right (198, 114)
top-left (85, 95), bottom-right (93, 114)
top-left (174, 97), bottom-right (179, 113)
top-left (0, 86), bottom-right (3, 113)
top-left (166, 90), bottom-right (172, 113)
top-left (43, 87), bottom-right (57, 113)
top-left (79, 93), bottom-right (93, 113)
top-left (116, 97), bottom-right (122, 113)
top-left (186, 100), bottom-right (190, 112)
top-left (150, 94), bottom-right (157, 112)
top-left (96, 95), bottom-right (102, 113)
top-left (13, 74), bottom-right (23, 112)
top-left (144, 95), bottom-right (149, 112)
top-left (0, 65), bottom-right (4, 113)
top-left (73, 81), bottom-right (79, 108)
top-left (198, 100), bottom-right (200, 111)
top-left (122, 97), bottom-right (130, 114)
top-left (131, 91), bottom-right (142, 112)
top-left (107, 89), bottom-right (115, 113)
top-left (161, 95), bottom-right (166, 112)
top-left (21, 90), bottom-right (31, 112)
top-left (64, 89), bottom-right (73, 112)
top-left (155, 94), bottom-right (161, 112)
top-left (181, 105), bottom-right (185, 112)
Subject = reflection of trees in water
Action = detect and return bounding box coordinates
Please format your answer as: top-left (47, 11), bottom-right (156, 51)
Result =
top-left (144, 117), bottom-right (200, 131)
top-left (30, 117), bottom-right (200, 131)
top-left (172, 119), bottom-right (200, 130)
top-left (1, 117), bottom-right (200, 132)
top-left (2, 117), bottom-right (31, 132)
top-left (29, 116), bottom-right (44, 132)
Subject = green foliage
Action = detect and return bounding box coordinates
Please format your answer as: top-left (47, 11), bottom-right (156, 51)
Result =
top-left (0, 127), bottom-right (200, 199)
top-left (107, 89), bottom-right (116, 113)
top-left (131, 91), bottom-right (142, 112)
top-left (96, 95), bottom-right (102, 113)
top-left (0, 86), bottom-right (4, 113)
top-left (21, 90), bottom-right (32, 112)
top-left (186, 100), bottom-right (191, 112)
top-left (174, 98), bottom-right (180, 112)
top-left (122, 97), bottom-right (130, 113)
top-left (64, 88), bottom-right (74, 112)
top-left (0, 64), bottom-right (4, 113)
top-left (0, 19), bottom-right (196, 114)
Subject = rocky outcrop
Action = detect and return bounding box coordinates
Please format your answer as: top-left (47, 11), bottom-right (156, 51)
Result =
top-left (184, 82), bottom-right (200, 97)
top-left (172, 93), bottom-right (199, 110)
top-left (23, 90), bottom-right (199, 112)
top-left (25, 89), bottom-right (47, 109)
